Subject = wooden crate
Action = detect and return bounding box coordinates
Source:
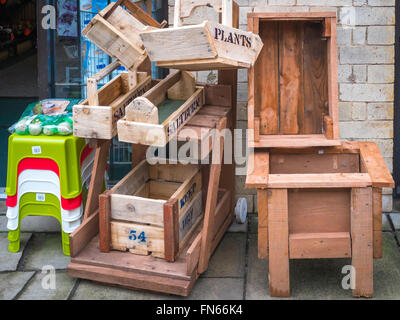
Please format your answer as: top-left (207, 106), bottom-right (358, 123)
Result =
top-left (141, 21), bottom-right (263, 71)
top-left (100, 161), bottom-right (203, 262)
top-left (73, 67), bottom-right (152, 139)
top-left (139, 0), bottom-right (263, 71)
top-left (246, 141), bottom-right (394, 297)
top-left (117, 70), bottom-right (204, 146)
top-left (82, 1), bottom-right (165, 71)
top-left (247, 12), bottom-right (341, 148)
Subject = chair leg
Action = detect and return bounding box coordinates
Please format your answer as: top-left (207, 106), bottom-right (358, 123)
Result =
top-left (61, 231), bottom-right (70, 256)
top-left (8, 228), bottom-right (21, 253)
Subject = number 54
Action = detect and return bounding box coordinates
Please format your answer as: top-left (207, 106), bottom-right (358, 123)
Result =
top-left (128, 230), bottom-right (147, 243)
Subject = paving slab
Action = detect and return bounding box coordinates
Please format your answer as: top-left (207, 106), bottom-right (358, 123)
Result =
top-left (0, 201), bottom-right (6, 214)
top-left (245, 232), bottom-right (400, 300)
top-left (184, 278), bottom-right (244, 300)
top-left (383, 214), bottom-right (392, 231)
top-left (373, 232), bottom-right (400, 299)
top-left (248, 215), bottom-right (257, 234)
top-left (23, 233), bottom-right (70, 270)
top-left (17, 270), bottom-right (76, 300)
top-left (0, 215), bottom-right (7, 232)
top-left (0, 215), bottom-right (64, 232)
top-left (201, 233), bottom-right (246, 278)
top-left (72, 280), bottom-right (175, 300)
top-left (245, 233), bottom-right (270, 300)
top-left (20, 216), bottom-right (61, 232)
top-left (389, 213), bottom-right (400, 230)
top-left (0, 232), bottom-right (32, 271)
top-left (0, 271), bottom-right (35, 300)
top-left (227, 219), bottom-right (248, 233)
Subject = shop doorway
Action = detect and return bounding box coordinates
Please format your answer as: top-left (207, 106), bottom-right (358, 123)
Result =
top-left (0, 0), bottom-right (38, 194)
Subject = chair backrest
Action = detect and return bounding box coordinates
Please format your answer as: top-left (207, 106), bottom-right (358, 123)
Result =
top-left (174, 0), bottom-right (234, 27)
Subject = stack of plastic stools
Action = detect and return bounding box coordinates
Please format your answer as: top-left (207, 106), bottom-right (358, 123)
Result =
top-left (5, 134), bottom-right (94, 256)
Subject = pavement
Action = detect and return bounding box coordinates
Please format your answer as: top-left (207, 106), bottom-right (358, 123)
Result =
top-left (1, 201), bottom-right (400, 300)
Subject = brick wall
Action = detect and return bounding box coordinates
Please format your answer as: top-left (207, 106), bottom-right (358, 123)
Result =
top-left (168, 0), bottom-right (395, 212)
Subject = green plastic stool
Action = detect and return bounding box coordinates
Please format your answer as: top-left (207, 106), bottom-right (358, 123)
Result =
top-left (6, 134), bottom-right (86, 199)
top-left (8, 192), bottom-right (71, 256)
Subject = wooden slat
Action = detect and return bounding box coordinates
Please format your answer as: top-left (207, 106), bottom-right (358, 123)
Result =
top-left (99, 190), bottom-right (112, 253)
top-left (268, 189), bottom-right (290, 297)
top-left (84, 140), bottom-right (110, 219)
top-left (167, 71), bottom-right (196, 101)
top-left (144, 70), bottom-right (181, 104)
top-left (288, 188), bottom-right (350, 234)
top-left (110, 221), bottom-right (164, 257)
top-left (373, 187), bottom-right (383, 259)
top-left (324, 115), bottom-right (334, 139)
top-left (268, 173), bottom-right (372, 188)
top-left (69, 210), bottom-right (99, 257)
top-left (198, 117), bottom-right (227, 274)
top-left (110, 195), bottom-right (165, 227)
top-left (247, 16), bottom-right (255, 134)
top-left (249, 12), bottom-right (337, 19)
top-left (178, 192), bottom-right (203, 249)
top-left (67, 262), bottom-right (194, 296)
top-left (245, 151), bottom-right (269, 188)
top-left (359, 142), bottom-right (395, 188)
top-left (187, 114), bottom-right (222, 128)
top-left (303, 22), bottom-right (328, 134)
top-left (279, 21), bottom-right (303, 135)
top-left (257, 21), bottom-right (279, 134)
top-left (270, 153), bottom-right (360, 174)
top-left (197, 105), bottom-right (231, 117)
top-left (289, 232), bottom-right (351, 259)
top-left (269, 141), bottom-right (360, 155)
top-left (250, 134), bottom-right (341, 148)
top-left (204, 84), bottom-right (232, 107)
top-left (351, 187), bottom-right (373, 298)
top-left (257, 189), bottom-right (268, 259)
top-left (211, 189), bottom-right (232, 240)
top-left (186, 232), bottom-right (202, 276)
top-left (163, 198), bottom-right (179, 262)
top-left (149, 163), bottom-right (198, 182)
top-left (111, 159), bottom-right (149, 195)
top-left (91, 60), bottom-right (121, 82)
top-left (218, 67), bottom-right (236, 211)
top-left (327, 17), bottom-right (339, 139)
top-left (322, 17), bottom-right (331, 37)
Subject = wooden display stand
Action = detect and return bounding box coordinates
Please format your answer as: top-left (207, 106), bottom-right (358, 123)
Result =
top-left (246, 12), bottom-right (395, 298)
top-left (140, 0), bottom-right (263, 71)
top-left (67, 0), bottom-right (238, 296)
top-left (67, 84), bottom-right (236, 296)
top-left (248, 12), bottom-right (340, 148)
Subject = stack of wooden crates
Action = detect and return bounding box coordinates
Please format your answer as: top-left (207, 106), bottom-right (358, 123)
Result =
top-left (67, 0), bottom-right (254, 296)
top-left (245, 12), bottom-right (394, 298)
